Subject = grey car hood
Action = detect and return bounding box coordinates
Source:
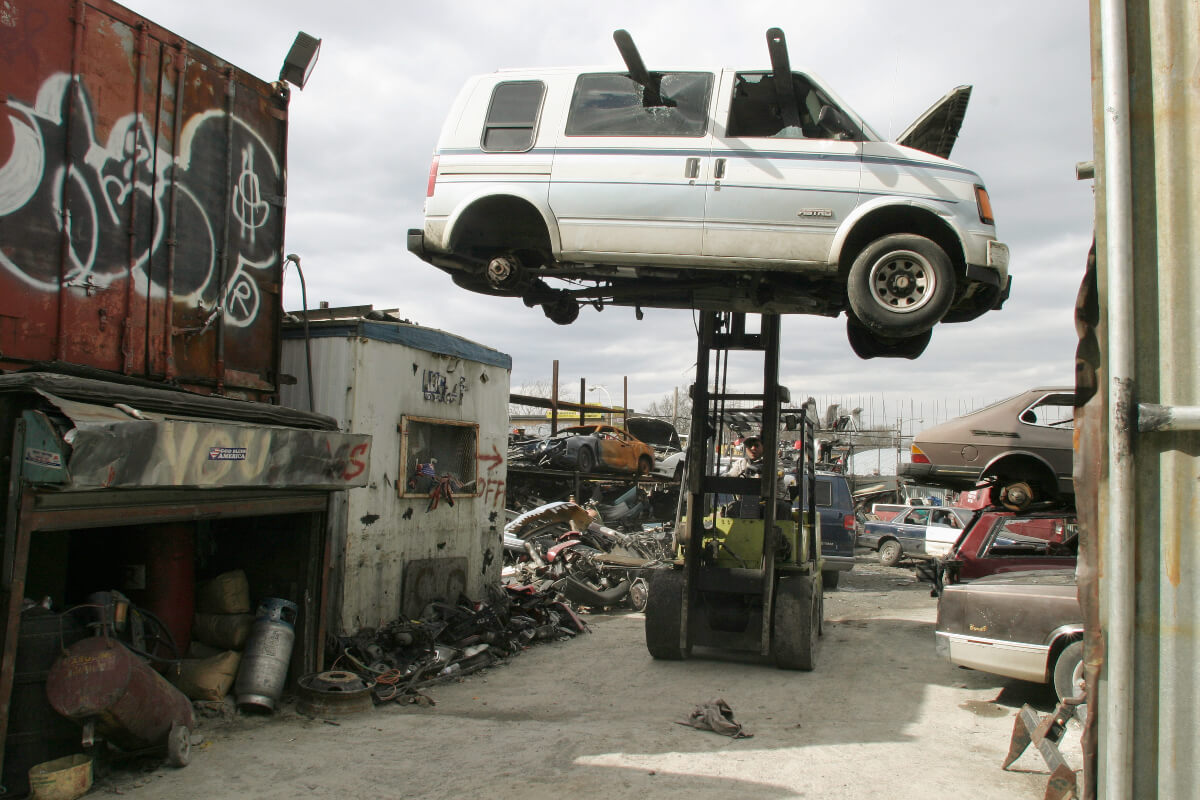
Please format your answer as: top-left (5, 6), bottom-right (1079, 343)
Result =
top-left (896, 85), bottom-right (972, 160)
top-left (626, 417), bottom-right (681, 451)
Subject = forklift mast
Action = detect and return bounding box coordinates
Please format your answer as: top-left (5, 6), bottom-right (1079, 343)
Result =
top-left (646, 311), bottom-right (823, 669)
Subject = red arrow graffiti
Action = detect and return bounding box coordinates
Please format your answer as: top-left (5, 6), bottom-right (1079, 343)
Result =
top-left (477, 443), bottom-right (504, 472)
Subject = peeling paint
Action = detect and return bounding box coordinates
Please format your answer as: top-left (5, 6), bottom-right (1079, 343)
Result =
top-left (402, 508), bottom-right (414, 520)
top-left (360, 513), bottom-right (380, 526)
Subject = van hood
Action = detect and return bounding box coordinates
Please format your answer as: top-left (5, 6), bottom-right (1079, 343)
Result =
top-left (896, 85), bottom-right (971, 160)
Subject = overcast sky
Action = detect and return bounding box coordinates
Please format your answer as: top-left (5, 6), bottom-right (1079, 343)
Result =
top-left (127, 0), bottom-right (1096, 433)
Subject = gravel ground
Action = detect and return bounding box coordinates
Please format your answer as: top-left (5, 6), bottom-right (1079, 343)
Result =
top-left (94, 552), bottom-right (1083, 799)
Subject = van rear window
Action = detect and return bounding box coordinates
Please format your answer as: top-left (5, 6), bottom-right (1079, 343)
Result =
top-left (483, 81), bottom-right (545, 152)
top-left (566, 72), bottom-right (712, 137)
top-left (815, 480), bottom-right (833, 507)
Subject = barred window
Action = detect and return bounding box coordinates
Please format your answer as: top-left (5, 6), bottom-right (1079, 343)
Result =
top-left (400, 416), bottom-right (479, 498)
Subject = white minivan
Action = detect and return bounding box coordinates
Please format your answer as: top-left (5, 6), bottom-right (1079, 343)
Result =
top-left (408, 29), bottom-right (1010, 359)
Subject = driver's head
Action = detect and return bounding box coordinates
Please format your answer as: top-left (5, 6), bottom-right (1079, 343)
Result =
top-left (743, 436), bottom-right (763, 458)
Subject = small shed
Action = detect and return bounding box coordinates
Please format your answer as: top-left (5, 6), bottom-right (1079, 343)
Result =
top-left (281, 309), bottom-right (512, 634)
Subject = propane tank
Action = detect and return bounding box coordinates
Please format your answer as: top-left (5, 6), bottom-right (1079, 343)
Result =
top-left (234, 599), bottom-right (297, 711)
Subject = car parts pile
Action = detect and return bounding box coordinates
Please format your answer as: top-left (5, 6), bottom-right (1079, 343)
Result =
top-left (325, 584), bottom-right (588, 704)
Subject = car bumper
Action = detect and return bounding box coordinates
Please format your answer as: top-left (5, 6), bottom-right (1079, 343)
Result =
top-left (821, 554), bottom-right (855, 572)
top-left (899, 462), bottom-right (982, 489)
top-left (935, 630), bottom-right (1050, 684)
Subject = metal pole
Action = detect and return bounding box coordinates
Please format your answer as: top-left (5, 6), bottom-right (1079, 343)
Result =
top-left (551, 360), bottom-right (559, 434)
top-left (1098, 0), bottom-right (1136, 795)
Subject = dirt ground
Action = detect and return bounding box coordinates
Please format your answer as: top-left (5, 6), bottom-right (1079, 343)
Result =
top-left (96, 552), bottom-right (1084, 800)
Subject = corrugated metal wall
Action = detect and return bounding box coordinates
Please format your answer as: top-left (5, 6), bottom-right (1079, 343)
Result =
top-left (1089, 1), bottom-right (1200, 797)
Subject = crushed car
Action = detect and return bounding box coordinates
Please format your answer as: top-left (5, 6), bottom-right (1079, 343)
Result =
top-left (935, 569), bottom-right (1085, 716)
top-left (924, 508), bottom-right (1078, 591)
top-left (509, 424), bottom-right (656, 474)
top-left (858, 505), bottom-right (973, 566)
top-left (901, 387), bottom-right (1074, 510)
top-left (409, 28), bottom-right (1010, 360)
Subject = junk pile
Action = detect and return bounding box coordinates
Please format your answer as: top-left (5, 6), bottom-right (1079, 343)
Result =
top-left (502, 501), bottom-right (672, 612)
top-left (176, 570), bottom-right (297, 714)
top-left (326, 584), bottom-right (588, 705)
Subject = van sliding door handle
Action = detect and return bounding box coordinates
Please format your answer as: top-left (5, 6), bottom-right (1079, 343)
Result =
top-left (714, 158), bottom-right (727, 179)
top-left (684, 157), bottom-right (700, 180)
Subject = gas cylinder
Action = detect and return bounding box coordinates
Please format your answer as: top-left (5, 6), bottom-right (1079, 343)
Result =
top-left (234, 599), bottom-right (297, 711)
top-left (45, 636), bottom-right (194, 766)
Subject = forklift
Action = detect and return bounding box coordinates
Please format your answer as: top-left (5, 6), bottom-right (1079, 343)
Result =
top-left (644, 312), bottom-right (824, 669)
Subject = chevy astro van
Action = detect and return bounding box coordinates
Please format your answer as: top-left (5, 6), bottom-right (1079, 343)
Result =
top-left (408, 29), bottom-right (1010, 359)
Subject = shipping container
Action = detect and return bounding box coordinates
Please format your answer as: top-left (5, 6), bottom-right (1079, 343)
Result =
top-left (280, 310), bottom-right (512, 634)
top-left (0, 0), bottom-right (291, 400)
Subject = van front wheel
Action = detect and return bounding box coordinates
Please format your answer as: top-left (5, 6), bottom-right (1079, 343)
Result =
top-left (847, 234), bottom-right (955, 336)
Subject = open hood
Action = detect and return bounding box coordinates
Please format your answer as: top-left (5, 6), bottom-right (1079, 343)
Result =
top-left (626, 417), bottom-right (681, 450)
top-left (896, 85), bottom-right (972, 160)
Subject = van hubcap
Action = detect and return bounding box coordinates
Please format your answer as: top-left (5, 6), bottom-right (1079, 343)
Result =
top-left (869, 250), bottom-right (934, 313)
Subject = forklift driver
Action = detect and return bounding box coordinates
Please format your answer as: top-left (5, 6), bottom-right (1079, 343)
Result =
top-left (727, 435), bottom-right (777, 518)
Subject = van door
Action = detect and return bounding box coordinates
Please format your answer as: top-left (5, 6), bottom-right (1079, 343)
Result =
top-left (548, 71), bottom-right (714, 261)
top-left (703, 70), bottom-right (862, 265)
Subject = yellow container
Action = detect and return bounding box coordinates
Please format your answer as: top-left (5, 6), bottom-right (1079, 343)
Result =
top-left (28, 754), bottom-right (92, 800)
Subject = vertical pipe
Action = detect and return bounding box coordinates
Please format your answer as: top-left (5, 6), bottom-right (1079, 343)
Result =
top-left (56, 1), bottom-right (88, 361)
top-left (1098, 0), bottom-right (1136, 796)
top-left (123, 23), bottom-right (149, 376)
top-left (623, 375), bottom-right (628, 428)
top-left (216, 68), bottom-right (237, 394)
top-left (579, 378), bottom-right (586, 426)
top-left (163, 46), bottom-right (188, 380)
top-left (551, 360), bottom-right (559, 434)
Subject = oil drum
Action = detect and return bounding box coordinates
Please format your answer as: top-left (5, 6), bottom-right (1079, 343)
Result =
top-left (234, 599), bottom-right (297, 712)
top-left (45, 636), bottom-right (194, 765)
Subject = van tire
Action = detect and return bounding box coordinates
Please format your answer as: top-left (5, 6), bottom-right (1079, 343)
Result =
top-left (847, 234), bottom-right (955, 336)
top-left (878, 539), bottom-right (903, 567)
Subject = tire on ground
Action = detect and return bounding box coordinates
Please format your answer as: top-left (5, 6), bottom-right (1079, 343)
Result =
top-left (772, 574), bottom-right (819, 670)
top-left (645, 569), bottom-right (689, 660)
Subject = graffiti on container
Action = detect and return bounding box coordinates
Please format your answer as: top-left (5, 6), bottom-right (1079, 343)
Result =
top-left (0, 74), bottom-right (280, 327)
top-left (477, 443), bottom-right (504, 472)
top-left (422, 369), bottom-right (468, 404)
top-left (481, 478), bottom-right (506, 509)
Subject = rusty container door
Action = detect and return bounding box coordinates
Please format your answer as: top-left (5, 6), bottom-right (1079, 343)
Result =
top-left (0, 0), bottom-right (287, 401)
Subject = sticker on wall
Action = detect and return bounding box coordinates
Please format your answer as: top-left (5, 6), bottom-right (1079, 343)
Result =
top-left (208, 446), bottom-right (248, 461)
top-left (422, 370), bottom-right (468, 404)
top-left (24, 447), bottom-right (63, 469)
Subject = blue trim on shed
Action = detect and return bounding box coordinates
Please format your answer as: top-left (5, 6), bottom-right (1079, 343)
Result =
top-left (283, 320), bottom-right (512, 370)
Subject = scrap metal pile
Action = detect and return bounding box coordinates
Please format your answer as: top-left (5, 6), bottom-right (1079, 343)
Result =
top-left (502, 501), bottom-right (672, 612)
top-left (326, 584), bottom-right (588, 704)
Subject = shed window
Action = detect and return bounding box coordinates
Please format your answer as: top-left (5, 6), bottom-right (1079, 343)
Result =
top-left (482, 81), bottom-right (545, 152)
top-left (566, 72), bottom-right (712, 137)
top-left (400, 417), bottom-right (479, 497)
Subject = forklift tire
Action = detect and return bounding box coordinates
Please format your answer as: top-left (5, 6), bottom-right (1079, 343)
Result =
top-left (645, 569), bottom-right (690, 660)
top-left (772, 575), bottom-right (819, 671)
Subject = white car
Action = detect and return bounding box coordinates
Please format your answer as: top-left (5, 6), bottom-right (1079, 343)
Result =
top-left (408, 29), bottom-right (1010, 359)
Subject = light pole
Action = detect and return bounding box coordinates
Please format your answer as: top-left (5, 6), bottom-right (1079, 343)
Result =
top-left (588, 385), bottom-right (612, 424)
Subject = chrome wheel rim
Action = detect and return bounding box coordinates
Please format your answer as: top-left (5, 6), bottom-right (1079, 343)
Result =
top-left (868, 249), bottom-right (937, 313)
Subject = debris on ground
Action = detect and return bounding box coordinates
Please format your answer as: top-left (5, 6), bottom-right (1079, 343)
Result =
top-left (676, 698), bottom-right (754, 739)
top-left (326, 584), bottom-right (588, 704)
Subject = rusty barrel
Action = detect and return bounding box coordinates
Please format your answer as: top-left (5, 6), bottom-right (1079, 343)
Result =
top-left (45, 637), bottom-right (194, 753)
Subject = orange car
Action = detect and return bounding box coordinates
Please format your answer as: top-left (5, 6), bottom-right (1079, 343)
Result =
top-left (535, 424), bottom-right (655, 474)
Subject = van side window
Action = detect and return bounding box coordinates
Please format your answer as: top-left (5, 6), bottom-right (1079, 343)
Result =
top-left (726, 72), bottom-right (851, 140)
top-left (566, 72), bottom-right (713, 137)
top-left (482, 81), bottom-right (545, 152)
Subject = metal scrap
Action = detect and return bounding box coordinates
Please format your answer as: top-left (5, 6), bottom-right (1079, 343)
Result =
top-left (326, 584), bottom-right (588, 703)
